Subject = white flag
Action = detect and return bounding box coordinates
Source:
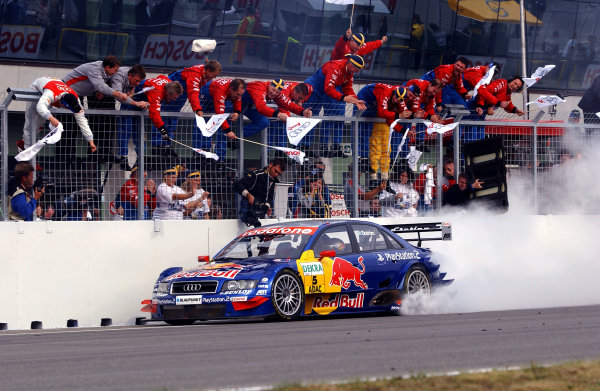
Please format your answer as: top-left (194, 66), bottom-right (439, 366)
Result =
top-left (472, 65), bottom-right (496, 99)
top-left (596, 112), bottom-right (600, 118)
top-left (523, 65), bottom-right (556, 87)
top-left (273, 146), bottom-right (306, 165)
top-left (286, 117), bottom-right (321, 146)
top-left (191, 39), bottom-right (217, 53)
top-left (387, 119), bottom-right (401, 150)
top-left (15, 123), bottom-right (64, 161)
top-left (132, 86), bottom-right (155, 96)
top-left (526, 95), bottom-right (566, 108)
top-left (424, 121), bottom-right (459, 135)
top-left (406, 148), bottom-right (422, 172)
top-left (201, 113), bottom-right (230, 137)
top-left (192, 148), bottom-right (219, 161)
top-left (325, 0), bottom-right (354, 4)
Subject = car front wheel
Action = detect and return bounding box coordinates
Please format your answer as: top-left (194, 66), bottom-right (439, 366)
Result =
top-left (271, 270), bottom-right (304, 320)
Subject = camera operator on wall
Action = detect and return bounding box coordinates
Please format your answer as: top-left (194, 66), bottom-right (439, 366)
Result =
top-left (7, 162), bottom-right (45, 221)
top-left (233, 158), bottom-right (286, 228)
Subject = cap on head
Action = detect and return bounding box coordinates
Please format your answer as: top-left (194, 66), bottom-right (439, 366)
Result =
top-left (346, 54), bottom-right (365, 70)
top-left (270, 79), bottom-right (285, 91)
top-left (394, 86), bottom-right (407, 100)
top-left (131, 165), bottom-right (139, 174)
top-left (60, 93), bottom-right (82, 113)
top-left (569, 109), bottom-right (581, 118)
top-left (351, 33), bottom-right (365, 46)
top-left (163, 167), bottom-right (177, 176)
top-left (187, 171), bottom-right (201, 178)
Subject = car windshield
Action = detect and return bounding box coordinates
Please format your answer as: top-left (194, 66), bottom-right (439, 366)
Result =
top-left (214, 233), bottom-right (312, 260)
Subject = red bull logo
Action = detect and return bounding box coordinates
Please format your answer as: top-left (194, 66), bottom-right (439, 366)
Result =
top-left (329, 256), bottom-right (368, 290)
top-left (313, 293), bottom-right (364, 309)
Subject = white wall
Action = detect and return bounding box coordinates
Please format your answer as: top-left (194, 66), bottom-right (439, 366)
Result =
top-left (1, 215), bottom-right (597, 330)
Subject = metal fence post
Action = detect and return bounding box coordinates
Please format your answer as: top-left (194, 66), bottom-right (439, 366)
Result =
top-left (353, 117), bottom-right (359, 218)
top-left (532, 122), bottom-right (538, 213)
top-left (261, 128), bottom-right (268, 168)
top-left (436, 132), bottom-right (444, 211)
top-left (138, 112), bottom-right (145, 220)
top-left (1, 105), bottom-right (7, 221)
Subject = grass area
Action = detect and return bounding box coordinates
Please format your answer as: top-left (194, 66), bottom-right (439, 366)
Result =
top-left (273, 361), bottom-right (600, 391)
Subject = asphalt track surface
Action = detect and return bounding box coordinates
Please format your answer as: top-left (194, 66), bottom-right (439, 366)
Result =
top-left (1, 305), bottom-right (599, 391)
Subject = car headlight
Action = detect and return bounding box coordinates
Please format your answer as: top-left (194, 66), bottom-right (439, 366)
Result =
top-left (157, 282), bottom-right (170, 295)
top-left (221, 280), bottom-right (258, 292)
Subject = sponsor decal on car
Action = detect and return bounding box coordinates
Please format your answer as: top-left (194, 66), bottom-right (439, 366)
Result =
top-left (239, 226), bottom-right (318, 237)
top-left (202, 297), bottom-right (230, 304)
top-left (261, 277), bottom-right (269, 282)
top-left (312, 293), bottom-right (364, 310)
top-left (376, 253), bottom-right (386, 265)
top-left (383, 251), bottom-right (420, 262)
top-left (329, 256), bottom-right (368, 290)
top-left (164, 269), bottom-right (241, 281)
top-left (256, 289), bottom-right (267, 296)
top-left (224, 289), bottom-right (252, 295)
top-left (175, 295), bottom-right (203, 305)
top-left (301, 262), bottom-right (324, 276)
top-left (307, 285), bottom-right (323, 293)
top-left (257, 284), bottom-right (269, 289)
top-left (230, 296), bottom-right (248, 302)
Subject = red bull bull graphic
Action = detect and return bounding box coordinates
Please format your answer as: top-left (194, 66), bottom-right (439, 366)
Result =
top-left (329, 256), bottom-right (368, 290)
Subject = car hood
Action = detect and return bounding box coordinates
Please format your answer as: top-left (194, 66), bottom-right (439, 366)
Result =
top-left (161, 258), bottom-right (293, 282)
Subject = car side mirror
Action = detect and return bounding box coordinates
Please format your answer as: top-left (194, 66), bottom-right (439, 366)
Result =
top-left (319, 250), bottom-right (336, 259)
top-left (198, 255), bottom-right (210, 264)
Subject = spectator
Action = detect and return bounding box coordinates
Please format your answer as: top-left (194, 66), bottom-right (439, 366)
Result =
top-left (241, 78), bottom-right (312, 140)
top-left (208, 198), bottom-right (223, 220)
top-left (403, 78), bottom-right (443, 147)
top-left (21, 77), bottom-right (96, 152)
top-left (330, 28), bottom-right (387, 60)
top-left (198, 78), bottom-right (246, 160)
top-left (577, 75), bottom-right (600, 124)
top-left (409, 14), bottom-right (424, 69)
top-left (181, 171), bottom-right (210, 220)
top-left (473, 76), bottom-right (525, 117)
top-left (198, 5), bottom-right (221, 37)
top-left (422, 56), bottom-right (470, 107)
top-left (462, 62), bottom-right (499, 92)
top-left (294, 172), bottom-right (330, 218)
top-left (63, 55), bottom-right (129, 162)
top-left (133, 75), bottom-right (184, 158)
top-left (153, 167), bottom-right (195, 220)
top-left (355, 84), bottom-right (413, 182)
top-left (112, 64), bottom-right (150, 170)
top-left (232, 157), bottom-right (286, 227)
top-left (7, 162), bottom-right (44, 221)
top-left (269, 81), bottom-right (313, 147)
top-left (543, 30), bottom-right (560, 56)
top-left (414, 164), bottom-right (436, 213)
top-left (379, 168), bottom-right (419, 217)
top-left (35, 202), bottom-right (55, 221)
top-left (343, 163), bottom-right (386, 217)
top-left (441, 157), bottom-right (456, 194)
top-left (562, 34), bottom-right (577, 59)
top-left (304, 54), bottom-right (367, 156)
top-left (443, 173), bottom-right (483, 207)
top-left (233, 6), bottom-right (256, 64)
top-left (118, 165), bottom-right (157, 220)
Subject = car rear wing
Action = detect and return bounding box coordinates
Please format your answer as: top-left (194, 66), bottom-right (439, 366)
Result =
top-left (383, 222), bottom-right (452, 247)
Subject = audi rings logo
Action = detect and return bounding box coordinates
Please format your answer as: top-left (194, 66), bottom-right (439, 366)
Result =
top-left (183, 283), bottom-right (202, 292)
top-left (288, 122), bottom-right (310, 137)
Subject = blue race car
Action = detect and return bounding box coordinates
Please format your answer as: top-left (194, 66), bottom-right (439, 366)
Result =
top-left (140, 220), bottom-right (452, 325)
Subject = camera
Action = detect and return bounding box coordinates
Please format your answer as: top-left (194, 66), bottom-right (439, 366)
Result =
top-left (242, 208), bottom-right (262, 227)
top-left (34, 173), bottom-right (55, 191)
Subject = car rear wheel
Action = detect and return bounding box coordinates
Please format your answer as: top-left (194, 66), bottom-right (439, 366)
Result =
top-left (403, 265), bottom-right (431, 296)
top-left (164, 319), bottom-right (196, 326)
top-left (271, 270), bottom-right (304, 320)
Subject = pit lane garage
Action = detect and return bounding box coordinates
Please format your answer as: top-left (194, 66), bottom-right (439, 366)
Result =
top-left (140, 220), bottom-right (452, 325)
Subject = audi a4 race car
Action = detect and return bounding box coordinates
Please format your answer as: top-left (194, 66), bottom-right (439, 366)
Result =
top-left (140, 220), bottom-right (452, 325)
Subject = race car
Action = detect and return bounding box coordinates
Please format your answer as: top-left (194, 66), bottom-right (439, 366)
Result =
top-left (140, 220), bottom-right (452, 325)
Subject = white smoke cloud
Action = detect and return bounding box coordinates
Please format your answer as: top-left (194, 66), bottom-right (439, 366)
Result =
top-left (404, 137), bottom-right (600, 314)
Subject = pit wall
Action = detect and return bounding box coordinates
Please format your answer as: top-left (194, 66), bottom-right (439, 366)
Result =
top-left (0, 215), bottom-right (595, 330)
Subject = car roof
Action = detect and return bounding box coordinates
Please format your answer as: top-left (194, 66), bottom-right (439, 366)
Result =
top-left (256, 220), bottom-right (349, 229)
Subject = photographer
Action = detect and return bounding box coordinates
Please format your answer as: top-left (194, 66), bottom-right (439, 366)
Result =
top-left (7, 162), bottom-right (44, 221)
top-left (233, 158), bottom-right (286, 227)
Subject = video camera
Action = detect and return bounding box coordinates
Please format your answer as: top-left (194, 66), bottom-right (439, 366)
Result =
top-left (242, 202), bottom-right (271, 228)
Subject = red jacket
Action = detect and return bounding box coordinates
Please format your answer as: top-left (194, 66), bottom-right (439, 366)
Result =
top-left (372, 83), bottom-right (405, 128)
top-left (330, 35), bottom-right (383, 60)
top-left (245, 81), bottom-right (307, 117)
top-left (432, 64), bottom-right (468, 104)
top-left (405, 79), bottom-right (437, 117)
top-left (208, 78), bottom-right (243, 132)
top-left (144, 75), bottom-right (174, 129)
top-left (321, 59), bottom-right (357, 101)
top-left (280, 82), bottom-right (312, 115)
top-left (462, 65), bottom-right (487, 89)
top-left (120, 178), bottom-right (156, 210)
top-left (179, 64), bottom-right (211, 112)
top-left (475, 79), bottom-right (517, 113)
